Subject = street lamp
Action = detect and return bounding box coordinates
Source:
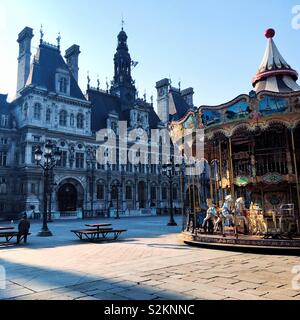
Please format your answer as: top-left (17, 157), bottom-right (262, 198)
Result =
top-left (87, 150), bottom-right (96, 218)
top-left (35, 141), bottom-right (62, 237)
top-left (162, 159), bottom-right (180, 226)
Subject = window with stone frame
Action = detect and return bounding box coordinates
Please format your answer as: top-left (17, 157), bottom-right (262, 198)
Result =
top-left (57, 151), bottom-right (68, 167)
top-left (1, 115), bottom-right (9, 128)
top-left (126, 185), bottom-right (132, 200)
top-left (0, 203), bottom-right (5, 212)
top-left (151, 186), bottom-right (157, 201)
top-left (97, 184), bottom-right (105, 200)
top-left (59, 110), bottom-right (68, 127)
top-left (77, 113), bottom-right (84, 129)
top-left (0, 152), bottom-right (7, 167)
top-left (59, 77), bottom-right (68, 94)
top-left (0, 138), bottom-right (8, 145)
top-left (75, 152), bottom-right (84, 169)
top-left (0, 177), bottom-right (7, 194)
top-left (31, 183), bottom-right (36, 194)
top-left (34, 103), bottom-right (42, 120)
top-left (46, 109), bottom-right (52, 123)
top-left (111, 185), bottom-right (118, 200)
top-left (162, 186), bottom-right (168, 201)
top-left (70, 114), bottom-right (75, 127)
top-left (31, 146), bottom-right (37, 164)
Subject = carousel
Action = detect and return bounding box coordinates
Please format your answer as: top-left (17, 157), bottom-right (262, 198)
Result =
top-left (171, 29), bottom-right (300, 253)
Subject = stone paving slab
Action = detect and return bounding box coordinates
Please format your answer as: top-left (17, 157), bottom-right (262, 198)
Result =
top-left (0, 217), bottom-right (300, 300)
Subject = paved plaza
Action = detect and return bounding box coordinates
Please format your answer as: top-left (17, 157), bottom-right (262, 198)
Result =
top-left (0, 216), bottom-right (300, 300)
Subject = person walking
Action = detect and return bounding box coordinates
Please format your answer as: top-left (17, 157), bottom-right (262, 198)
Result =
top-left (17, 213), bottom-right (30, 244)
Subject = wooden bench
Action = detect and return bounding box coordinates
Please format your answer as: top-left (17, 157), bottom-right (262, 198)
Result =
top-left (71, 229), bottom-right (127, 242)
top-left (0, 232), bottom-right (31, 243)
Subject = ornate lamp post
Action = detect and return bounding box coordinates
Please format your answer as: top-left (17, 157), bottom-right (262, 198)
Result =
top-left (111, 181), bottom-right (121, 219)
top-left (35, 141), bottom-right (61, 237)
top-left (87, 150), bottom-right (96, 217)
top-left (162, 159), bottom-right (180, 226)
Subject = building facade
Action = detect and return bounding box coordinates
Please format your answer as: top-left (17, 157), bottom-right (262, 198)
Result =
top-left (0, 26), bottom-right (191, 220)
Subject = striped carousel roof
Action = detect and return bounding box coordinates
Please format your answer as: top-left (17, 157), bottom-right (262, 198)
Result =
top-left (252, 28), bottom-right (300, 93)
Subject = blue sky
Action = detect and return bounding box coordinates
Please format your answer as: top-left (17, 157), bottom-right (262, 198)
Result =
top-left (0, 0), bottom-right (300, 108)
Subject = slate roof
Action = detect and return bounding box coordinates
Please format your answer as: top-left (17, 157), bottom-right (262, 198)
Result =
top-left (169, 88), bottom-right (191, 121)
top-left (87, 89), bottom-right (161, 133)
top-left (26, 43), bottom-right (86, 100)
top-left (87, 89), bottom-right (122, 132)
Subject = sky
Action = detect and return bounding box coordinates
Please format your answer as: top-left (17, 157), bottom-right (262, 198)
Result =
top-left (0, 0), bottom-right (300, 108)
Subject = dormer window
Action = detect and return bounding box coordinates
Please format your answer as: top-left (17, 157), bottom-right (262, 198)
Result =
top-left (34, 103), bottom-right (42, 120)
top-left (1, 115), bottom-right (9, 128)
top-left (59, 77), bottom-right (68, 94)
top-left (56, 71), bottom-right (70, 95)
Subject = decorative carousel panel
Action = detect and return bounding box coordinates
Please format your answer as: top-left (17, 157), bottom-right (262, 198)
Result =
top-left (259, 96), bottom-right (288, 116)
top-left (183, 114), bottom-right (197, 129)
top-left (201, 110), bottom-right (221, 127)
top-left (225, 100), bottom-right (251, 121)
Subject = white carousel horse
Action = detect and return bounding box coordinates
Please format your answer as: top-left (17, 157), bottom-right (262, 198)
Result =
top-left (222, 195), bottom-right (235, 227)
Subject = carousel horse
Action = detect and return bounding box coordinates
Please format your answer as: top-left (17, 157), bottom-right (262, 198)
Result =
top-left (235, 197), bottom-right (249, 233)
top-left (202, 204), bottom-right (217, 233)
top-left (222, 195), bottom-right (235, 227)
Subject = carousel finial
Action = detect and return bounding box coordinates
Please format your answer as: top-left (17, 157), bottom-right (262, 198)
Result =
top-left (265, 28), bottom-right (275, 39)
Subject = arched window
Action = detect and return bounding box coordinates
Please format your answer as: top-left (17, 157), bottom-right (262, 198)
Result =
top-left (96, 183), bottom-right (105, 200)
top-left (77, 113), bottom-right (84, 129)
top-left (34, 103), bottom-right (42, 120)
top-left (46, 109), bottom-right (51, 123)
top-left (126, 183), bottom-right (133, 200)
top-left (151, 185), bottom-right (157, 201)
top-left (70, 114), bottom-right (75, 127)
top-left (59, 77), bottom-right (68, 94)
top-left (162, 185), bottom-right (168, 201)
top-left (59, 110), bottom-right (67, 127)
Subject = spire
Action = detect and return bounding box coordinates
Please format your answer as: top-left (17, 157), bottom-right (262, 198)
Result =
top-left (252, 28), bottom-right (300, 93)
top-left (113, 25), bottom-right (133, 87)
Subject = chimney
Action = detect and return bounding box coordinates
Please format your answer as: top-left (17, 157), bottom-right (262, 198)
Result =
top-left (17, 27), bottom-right (34, 93)
top-left (181, 87), bottom-right (194, 107)
top-left (65, 45), bottom-right (81, 83)
top-left (156, 78), bottom-right (170, 124)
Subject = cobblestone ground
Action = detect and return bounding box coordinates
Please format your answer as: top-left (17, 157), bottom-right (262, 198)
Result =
top-left (0, 216), bottom-right (300, 300)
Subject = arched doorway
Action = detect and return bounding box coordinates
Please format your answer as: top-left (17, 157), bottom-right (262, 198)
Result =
top-left (138, 181), bottom-right (146, 209)
top-left (56, 178), bottom-right (84, 213)
top-left (58, 183), bottom-right (78, 212)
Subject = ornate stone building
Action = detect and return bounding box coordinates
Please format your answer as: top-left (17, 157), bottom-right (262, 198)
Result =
top-left (0, 26), bottom-right (192, 220)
